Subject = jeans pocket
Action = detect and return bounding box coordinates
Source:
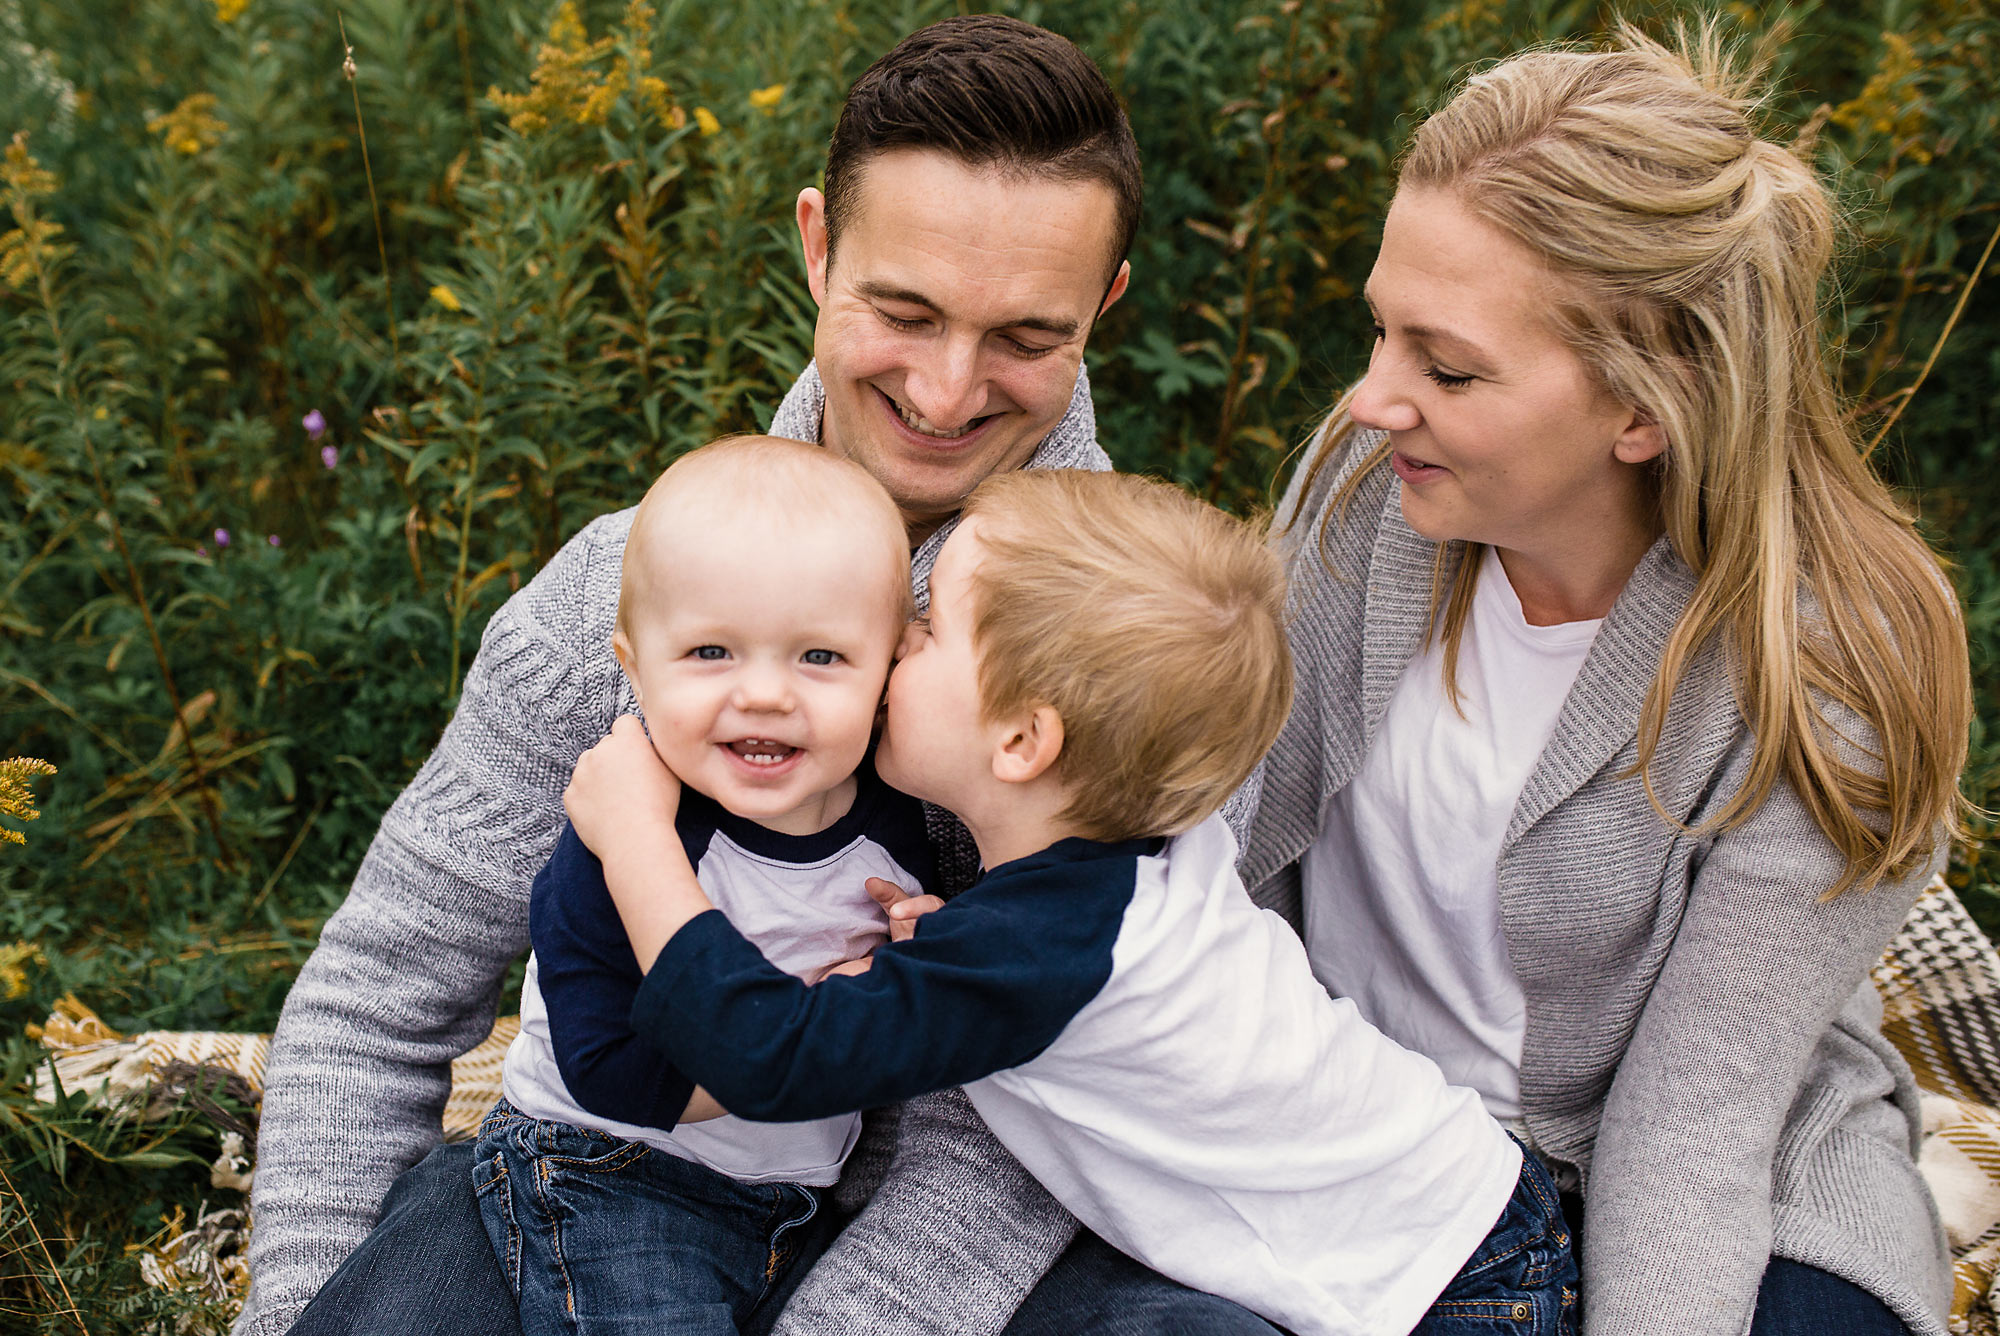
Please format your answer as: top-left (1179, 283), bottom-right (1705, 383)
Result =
top-left (1420, 1157), bottom-right (1580, 1336)
top-left (761, 1185), bottom-right (823, 1293)
top-left (470, 1145), bottom-right (522, 1300)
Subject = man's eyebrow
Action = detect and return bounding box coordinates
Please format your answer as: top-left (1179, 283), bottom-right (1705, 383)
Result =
top-left (856, 280), bottom-right (936, 310)
top-left (855, 280), bottom-right (1079, 340)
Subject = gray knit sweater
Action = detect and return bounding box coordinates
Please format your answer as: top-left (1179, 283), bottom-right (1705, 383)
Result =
top-left (235, 363), bottom-right (1103, 1336)
top-left (1231, 424), bottom-right (1952, 1336)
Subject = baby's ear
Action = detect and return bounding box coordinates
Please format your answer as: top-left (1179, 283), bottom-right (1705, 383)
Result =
top-left (610, 629), bottom-right (643, 705)
top-left (991, 704), bottom-right (1064, 786)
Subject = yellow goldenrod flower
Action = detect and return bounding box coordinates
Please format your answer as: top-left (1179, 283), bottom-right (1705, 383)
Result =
top-left (0, 135), bottom-right (70, 294)
top-left (214, 0), bottom-right (249, 21)
top-left (4, 131), bottom-right (59, 201)
top-left (695, 106), bottom-right (720, 136)
top-left (490, 2), bottom-right (613, 134)
top-left (1830, 32), bottom-right (1933, 164)
top-left (0, 941), bottom-right (42, 1000)
top-left (147, 93), bottom-right (227, 156)
top-left (749, 83), bottom-right (786, 111)
top-left (430, 284), bottom-right (463, 311)
top-left (0, 756), bottom-right (55, 849)
top-left (490, 0), bottom-right (677, 135)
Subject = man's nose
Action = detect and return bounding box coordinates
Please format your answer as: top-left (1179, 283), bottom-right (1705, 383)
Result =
top-left (900, 335), bottom-right (986, 430)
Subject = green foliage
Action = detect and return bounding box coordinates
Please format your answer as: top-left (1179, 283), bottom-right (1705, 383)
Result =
top-left (2, 0), bottom-right (1997, 1328)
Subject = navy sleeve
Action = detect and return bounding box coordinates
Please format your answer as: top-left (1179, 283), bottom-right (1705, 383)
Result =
top-left (531, 822), bottom-right (697, 1129)
top-left (631, 845), bottom-right (1139, 1123)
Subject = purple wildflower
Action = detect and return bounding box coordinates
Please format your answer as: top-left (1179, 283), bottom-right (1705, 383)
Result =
top-left (196, 545), bottom-right (207, 557)
top-left (268, 534), bottom-right (281, 547)
top-left (321, 444), bottom-right (339, 470)
top-left (302, 409), bottom-right (328, 440)
top-left (214, 528), bottom-right (230, 547)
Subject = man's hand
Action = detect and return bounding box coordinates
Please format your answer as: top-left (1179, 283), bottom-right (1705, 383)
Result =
top-left (566, 715), bottom-right (680, 863)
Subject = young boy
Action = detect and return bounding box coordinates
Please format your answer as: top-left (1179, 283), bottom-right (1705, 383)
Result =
top-left (567, 468), bottom-right (1580, 1336)
top-left (476, 436), bottom-right (936, 1333)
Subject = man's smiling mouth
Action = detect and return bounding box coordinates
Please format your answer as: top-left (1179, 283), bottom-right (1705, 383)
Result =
top-left (881, 389), bottom-right (992, 441)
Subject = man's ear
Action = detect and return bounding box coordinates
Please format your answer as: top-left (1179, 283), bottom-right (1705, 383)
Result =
top-left (1614, 407), bottom-right (1666, 466)
top-left (991, 705), bottom-right (1064, 786)
top-left (797, 188), bottom-right (830, 306)
top-left (1097, 259), bottom-right (1130, 319)
top-left (611, 629), bottom-right (643, 707)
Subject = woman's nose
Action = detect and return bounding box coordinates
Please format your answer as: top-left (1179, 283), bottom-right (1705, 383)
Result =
top-left (1348, 350), bottom-right (1422, 434)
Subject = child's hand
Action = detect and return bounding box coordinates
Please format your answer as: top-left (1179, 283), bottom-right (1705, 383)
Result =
top-left (812, 880), bottom-right (943, 981)
top-left (866, 877), bottom-right (944, 943)
top-left (566, 715), bottom-right (680, 864)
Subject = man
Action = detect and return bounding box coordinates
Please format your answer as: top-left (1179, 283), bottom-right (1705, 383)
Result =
top-left (238, 16), bottom-right (1277, 1336)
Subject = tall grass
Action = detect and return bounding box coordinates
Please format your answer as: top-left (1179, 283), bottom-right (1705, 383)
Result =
top-left (2, 0), bottom-right (1997, 1328)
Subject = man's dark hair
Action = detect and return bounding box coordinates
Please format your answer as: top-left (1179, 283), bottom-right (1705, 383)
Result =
top-left (823, 15), bottom-right (1142, 281)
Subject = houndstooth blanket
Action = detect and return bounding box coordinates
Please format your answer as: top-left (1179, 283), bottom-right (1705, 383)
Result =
top-left (36, 877), bottom-right (2000, 1333)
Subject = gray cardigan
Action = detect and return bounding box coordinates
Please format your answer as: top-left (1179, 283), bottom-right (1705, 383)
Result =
top-left (1235, 426), bottom-right (1952, 1336)
top-left (235, 364), bottom-right (1095, 1336)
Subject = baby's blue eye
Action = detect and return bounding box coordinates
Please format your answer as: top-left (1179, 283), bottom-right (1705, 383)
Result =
top-left (801, 649), bottom-right (839, 667)
top-left (692, 646), bottom-right (728, 661)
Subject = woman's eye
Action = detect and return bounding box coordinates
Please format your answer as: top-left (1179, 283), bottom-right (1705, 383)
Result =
top-left (802, 649), bottom-right (840, 666)
top-left (1369, 322), bottom-right (1386, 343)
top-left (1422, 366), bottom-right (1475, 389)
top-left (692, 646), bottom-right (729, 661)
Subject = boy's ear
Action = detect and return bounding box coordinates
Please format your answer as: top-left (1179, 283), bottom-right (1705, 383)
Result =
top-left (991, 704), bottom-right (1064, 786)
top-left (610, 629), bottom-right (643, 707)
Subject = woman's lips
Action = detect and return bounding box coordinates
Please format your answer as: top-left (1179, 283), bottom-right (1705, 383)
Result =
top-left (1390, 451), bottom-right (1449, 483)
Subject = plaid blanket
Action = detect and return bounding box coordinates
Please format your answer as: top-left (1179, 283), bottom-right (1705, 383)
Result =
top-left (1872, 879), bottom-right (2000, 1334)
top-left (34, 878), bottom-right (2000, 1332)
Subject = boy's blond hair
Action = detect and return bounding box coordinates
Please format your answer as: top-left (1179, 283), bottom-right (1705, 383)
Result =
top-left (617, 436), bottom-right (911, 643)
top-left (961, 469), bottom-right (1291, 842)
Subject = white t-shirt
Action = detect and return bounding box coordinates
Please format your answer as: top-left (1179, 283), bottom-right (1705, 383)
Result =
top-left (1302, 547), bottom-right (1601, 1120)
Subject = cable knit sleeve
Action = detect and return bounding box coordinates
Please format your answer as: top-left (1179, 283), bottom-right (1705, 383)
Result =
top-left (773, 1088), bottom-right (1079, 1336)
top-left (234, 511), bottom-right (632, 1336)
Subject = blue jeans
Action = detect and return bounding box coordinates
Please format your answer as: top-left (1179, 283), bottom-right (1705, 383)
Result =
top-left (283, 1139), bottom-right (1270, 1336)
top-left (1414, 1147), bottom-right (1578, 1334)
top-left (285, 1136), bottom-right (1903, 1336)
top-left (472, 1099), bottom-right (828, 1335)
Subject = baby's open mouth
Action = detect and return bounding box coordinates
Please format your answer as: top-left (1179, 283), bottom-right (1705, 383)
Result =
top-left (726, 740), bottom-right (799, 766)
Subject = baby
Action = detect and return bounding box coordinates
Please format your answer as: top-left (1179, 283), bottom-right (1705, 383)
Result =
top-left (475, 436), bottom-right (933, 1333)
top-left (568, 468), bottom-right (1581, 1336)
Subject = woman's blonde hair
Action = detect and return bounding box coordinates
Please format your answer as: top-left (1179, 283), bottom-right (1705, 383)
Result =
top-left (1294, 23), bottom-right (1970, 894)
top-left (961, 469), bottom-right (1293, 842)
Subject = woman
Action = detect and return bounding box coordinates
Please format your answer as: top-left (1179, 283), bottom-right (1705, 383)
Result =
top-left (1235, 25), bottom-right (1971, 1336)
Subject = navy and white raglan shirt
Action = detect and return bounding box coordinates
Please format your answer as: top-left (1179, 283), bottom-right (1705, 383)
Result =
top-left (635, 813), bottom-right (1524, 1336)
top-left (499, 761), bottom-right (933, 1186)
